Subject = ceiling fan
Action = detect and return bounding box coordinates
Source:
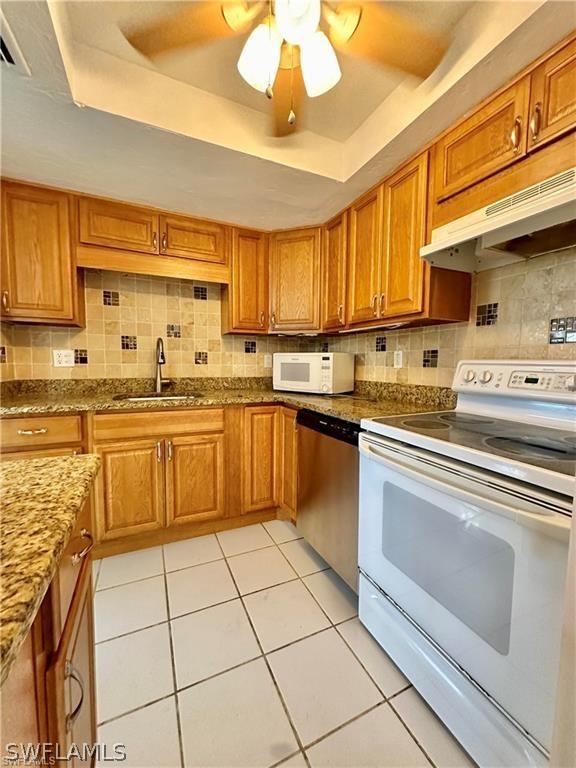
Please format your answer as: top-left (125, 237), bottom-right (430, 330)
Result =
top-left (124, 1), bottom-right (448, 137)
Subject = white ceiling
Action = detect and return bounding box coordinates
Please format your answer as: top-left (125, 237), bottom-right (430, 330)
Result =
top-left (1, 1), bottom-right (574, 229)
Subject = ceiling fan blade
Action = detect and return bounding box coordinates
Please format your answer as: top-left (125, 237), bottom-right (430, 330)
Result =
top-left (326, 3), bottom-right (448, 79)
top-left (125, 2), bottom-right (263, 59)
top-left (271, 63), bottom-right (305, 137)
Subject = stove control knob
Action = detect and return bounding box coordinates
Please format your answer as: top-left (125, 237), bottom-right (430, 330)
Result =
top-left (566, 374), bottom-right (576, 392)
top-left (480, 370), bottom-right (493, 384)
top-left (463, 369), bottom-right (476, 383)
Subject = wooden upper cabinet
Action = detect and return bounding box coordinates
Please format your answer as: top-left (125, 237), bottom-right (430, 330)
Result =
top-left (224, 228), bottom-right (269, 333)
top-left (270, 228), bottom-right (321, 331)
top-left (242, 406), bottom-right (279, 513)
top-left (95, 439), bottom-right (165, 541)
top-left (382, 154), bottom-right (428, 318)
top-left (159, 214), bottom-right (229, 264)
top-left (347, 185), bottom-right (383, 327)
top-left (166, 434), bottom-right (225, 526)
top-left (434, 78), bottom-right (531, 201)
top-left (1, 182), bottom-right (81, 324)
top-left (322, 212), bottom-right (348, 331)
top-left (528, 38), bottom-right (576, 151)
top-left (78, 197), bottom-right (159, 253)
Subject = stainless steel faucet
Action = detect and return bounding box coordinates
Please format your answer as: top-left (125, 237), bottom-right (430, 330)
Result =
top-left (155, 337), bottom-right (168, 394)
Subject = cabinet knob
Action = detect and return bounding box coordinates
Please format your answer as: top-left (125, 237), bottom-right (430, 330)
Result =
top-left (530, 103), bottom-right (541, 144)
top-left (2, 291), bottom-right (9, 313)
top-left (510, 117), bottom-right (522, 153)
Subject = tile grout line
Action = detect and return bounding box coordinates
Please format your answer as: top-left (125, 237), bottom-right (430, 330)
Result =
top-left (387, 697), bottom-right (440, 768)
top-left (161, 544), bottom-right (186, 768)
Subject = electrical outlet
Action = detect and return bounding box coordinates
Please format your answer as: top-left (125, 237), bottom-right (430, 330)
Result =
top-left (53, 349), bottom-right (75, 367)
top-left (393, 350), bottom-right (403, 368)
top-left (263, 354), bottom-right (272, 369)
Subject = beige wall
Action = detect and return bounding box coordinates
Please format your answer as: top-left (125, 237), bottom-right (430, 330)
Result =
top-left (1, 250), bottom-right (575, 385)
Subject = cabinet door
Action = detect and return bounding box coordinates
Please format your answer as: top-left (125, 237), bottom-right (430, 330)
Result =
top-left (160, 214), bottom-right (229, 264)
top-left (382, 154), bottom-right (428, 318)
top-left (166, 434), bottom-right (225, 526)
top-left (347, 186), bottom-right (383, 326)
top-left (78, 197), bottom-right (159, 253)
top-left (95, 439), bottom-right (165, 541)
top-left (528, 39), bottom-right (576, 150)
top-left (279, 408), bottom-right (298, 518)
top-left (227, 228), bottom-right (269, 332)
top-left (1, 182), bottom-right (78, 322)
top-left (243, 406), bottom-right (279, 513)
top-left (270, 228), bottom-right (321, 331)
top-left (47, 559), bottom-right (96, 767)
top-left (322, 213), bottom-right (348, 331)
top-left (434, 78), bottom-right (531, 201)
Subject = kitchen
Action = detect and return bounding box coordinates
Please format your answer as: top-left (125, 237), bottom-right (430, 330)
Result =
top-left (1, 2), bottom-right (575, 767)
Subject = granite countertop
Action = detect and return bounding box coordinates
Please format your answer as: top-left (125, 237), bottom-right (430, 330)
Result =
top-left (0, 389), bottom-right (451, 424)
top-left (0, 454), bottom-right (101, 685)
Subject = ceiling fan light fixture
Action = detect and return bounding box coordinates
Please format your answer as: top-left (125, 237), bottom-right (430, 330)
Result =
top-left (237, 18), bottom-right (282, 93)
top-left (274, 0), bottom-right (321, 45)
top-left (300, 31), bottom-right (341, 97)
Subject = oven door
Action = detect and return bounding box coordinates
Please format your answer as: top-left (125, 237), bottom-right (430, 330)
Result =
top-left (358, 434), bottom-right (571, 753)
top-left (272, 355), bottom-right (323, 393)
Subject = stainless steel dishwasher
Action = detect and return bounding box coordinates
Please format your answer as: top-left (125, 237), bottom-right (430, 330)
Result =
top-left (296, 409), bottom-right (360, 592)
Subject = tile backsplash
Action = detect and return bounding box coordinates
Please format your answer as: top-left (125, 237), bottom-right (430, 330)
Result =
top-left (1, 250), bottom-right (575, 386)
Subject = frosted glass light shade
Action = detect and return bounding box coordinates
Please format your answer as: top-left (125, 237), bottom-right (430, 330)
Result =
top-left (300, 31), bottom-right (341, 97)
top-left (275, 0), bottom-right (321, 45)
top-left (237, 19), bottom-right (282, 93)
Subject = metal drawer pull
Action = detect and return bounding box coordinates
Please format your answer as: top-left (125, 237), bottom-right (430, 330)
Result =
top-left (530, 103), bottom-right (541, 143)
top-left (372, 294), bottom-right (378, 316)
top-left (161, 233), bottom-right (168, 252)
top-left (338, 304), bottom-right (344, 324)
top-left (259, 311), bottom-right (266, 327)
top-left (156, 441), bottom-right (162, 462)
top-left (510, 117), bottom-right (522, 152)
top-left (71, 529), bottom-right (94, 566)
top-left (167, 440), bottom-right (173, 461)
top-left (17, 428), bottom-right (48, 436)
top-left (65, 661), bottom-right (85, 732)
top-left (2, 291), bottom-right (9, 313)
top-left (379, 293), bottom-right (386, 314)
top-left (271, 312), bottom-right (276, 327)
top-left (152, 231), bottom-right (158, 249)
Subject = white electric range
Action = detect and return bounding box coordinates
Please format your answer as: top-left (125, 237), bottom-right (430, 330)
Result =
top-left (358, 360), bottom-right (575, 768)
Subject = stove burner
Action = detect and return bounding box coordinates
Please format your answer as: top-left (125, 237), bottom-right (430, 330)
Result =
top-left (484, 435), bottom-right (576, 461)
top-left (440, 413), bottom-right (495, 425)
top-left (401, 418), bottom-right (449, 430)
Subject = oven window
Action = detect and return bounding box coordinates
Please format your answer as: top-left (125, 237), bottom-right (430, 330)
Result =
top-left (382, 484), bottom-right (515, 654)
top-left (281, 362), bottom-right (311, 382)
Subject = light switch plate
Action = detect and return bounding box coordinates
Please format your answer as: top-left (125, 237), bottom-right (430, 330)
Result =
top-left (53, 349), bottom-right (75, 367)
top-left (393, 350), bottom-right (403, 368)
top-left (264, 354), bottom-right (272, 368)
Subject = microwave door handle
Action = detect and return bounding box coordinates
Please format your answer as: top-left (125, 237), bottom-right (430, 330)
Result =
top-left (360, 441), bottom-right (570, 539)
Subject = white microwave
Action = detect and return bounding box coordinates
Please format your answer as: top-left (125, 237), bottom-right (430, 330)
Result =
top-left (273, 352), bottom-right (355, 394)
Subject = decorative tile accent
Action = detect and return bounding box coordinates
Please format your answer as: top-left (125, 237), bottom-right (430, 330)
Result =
top-left (194, 286), bottom-right (208, 301)
top-left (375, 336), bottom-right (386, 352)
top-left (0, 346), bottom-right (6, 363)
top-left (476, 302), bottom-right (499, 326)
top-left (121, 335), bottom-right (138, 350)
top-left (103, 290), bottom-right (120, 306)
top-left (244, 340), bottom-right (257, 354)
top-left (167, 324), bottom-right (181, 338)
top-left (195, 351), bottom-right (208, 365)
top-left (422, 349), bottom-right (439, 368)
top-left (74, 349), bottom-right (89, 364)
top-left (549, 317), bottom-right (576, 344)
top-left (321, 342), bottom-right (329, 353)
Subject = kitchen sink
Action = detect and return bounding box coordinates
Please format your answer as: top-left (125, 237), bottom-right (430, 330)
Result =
top-left (112, 391), bottom-right (203, 402)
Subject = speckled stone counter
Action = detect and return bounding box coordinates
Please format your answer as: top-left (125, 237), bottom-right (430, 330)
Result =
top-left (1, 455), bottom-right (101, 685)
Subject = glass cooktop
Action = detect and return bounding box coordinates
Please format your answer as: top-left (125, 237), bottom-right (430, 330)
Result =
top-left (370, 411), bottom-right (576, 477)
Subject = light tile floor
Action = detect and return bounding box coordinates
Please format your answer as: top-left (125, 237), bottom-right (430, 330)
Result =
top-left (93, 523), bottom-right (477, 768)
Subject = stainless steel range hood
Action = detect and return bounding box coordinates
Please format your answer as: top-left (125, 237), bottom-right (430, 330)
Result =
top-left (421, 167), bottom-right (576, 272)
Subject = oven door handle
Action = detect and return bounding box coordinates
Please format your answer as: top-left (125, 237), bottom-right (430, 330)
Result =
top-left (360, 440), bottom-right (571, 540)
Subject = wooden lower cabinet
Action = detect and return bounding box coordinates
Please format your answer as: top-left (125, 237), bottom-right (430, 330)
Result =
top-left (166, 433), bottom-right (225, 525)
top-left (242, 406), bottom-right (279, 513)
top-left (95, 439), bottom-right (165, 541)
top-left (279, 407), bottom-right (298, 519)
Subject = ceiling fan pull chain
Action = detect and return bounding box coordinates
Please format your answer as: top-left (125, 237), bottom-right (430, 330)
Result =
top-left (288, 46), bottom-right (296, 125)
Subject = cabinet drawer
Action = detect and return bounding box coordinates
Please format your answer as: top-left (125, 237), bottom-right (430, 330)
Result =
top-left (1, 416), bottom-right (82, 450)
top-left (92, 409), bottom-right (225, 441)
top-left (1, 447), bottom-right (82, 461)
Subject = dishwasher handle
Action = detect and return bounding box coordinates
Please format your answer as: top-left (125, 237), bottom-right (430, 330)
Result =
top-left (296, 409), bottom-right (361, 446)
